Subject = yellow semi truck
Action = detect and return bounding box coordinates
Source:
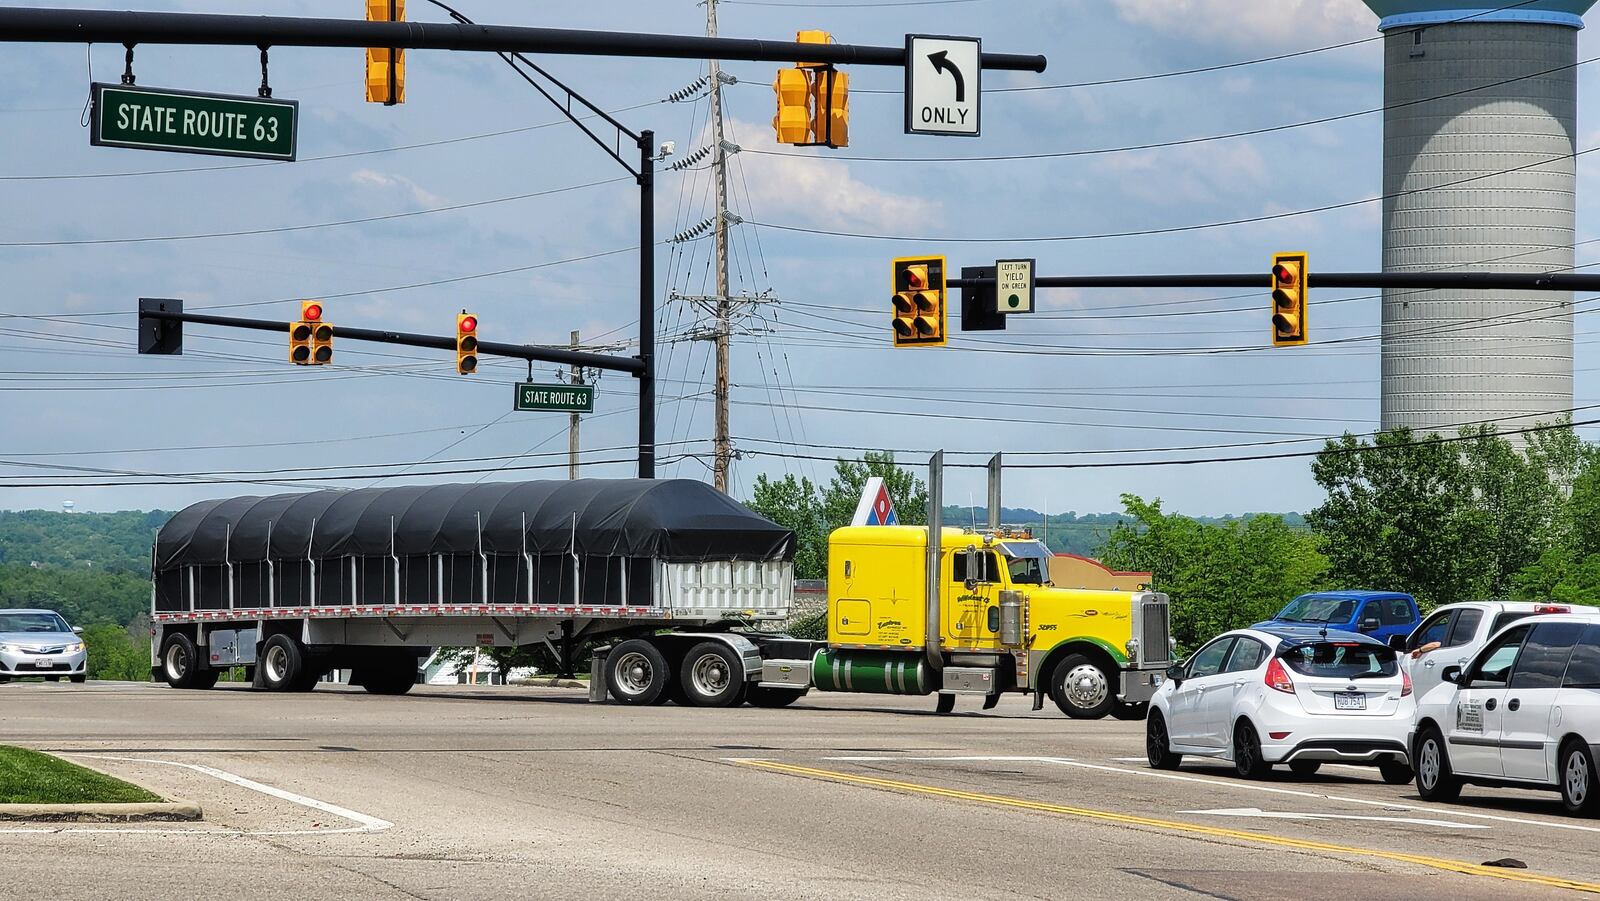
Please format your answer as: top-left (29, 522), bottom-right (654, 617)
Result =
top-left (790, 524), bottom-right (1172, 718)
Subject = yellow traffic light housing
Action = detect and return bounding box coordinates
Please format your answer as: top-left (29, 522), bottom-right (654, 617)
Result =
top-left (892, 256), bottom-right (947, 348)
top-left (456, 311), bottom-right (479, 374)
top-left (1270, 252), bottom-right (1308, 346)
top-left (772, 30), bottom-right (847, 148)
top-left (290, 319), bottom-right (313, 364)
top-left (291, 301), bottom-right (330, 365)
top-left (366, 0), bottom-right (405, 105)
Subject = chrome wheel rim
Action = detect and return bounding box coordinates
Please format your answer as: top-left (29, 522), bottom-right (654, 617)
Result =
top-left (1063, 664), bottom-right (1109, 710)
top-left (689, 653), bottom-right (730, 698)
top-left (1419, 739), bottom-right (1441, 790)
top-left (1567, 750), bottom-right (1590, 807)
top-left (164, 643), bottom-right (188, 680)
top-left (614, 651), bottom-right (654, 697)
top-left (264, 645), bottom-right (291, 685)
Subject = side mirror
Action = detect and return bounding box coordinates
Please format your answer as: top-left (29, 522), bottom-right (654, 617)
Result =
top-left (964, 578), bottom-right (979, 592)
top-left (1165, 663), bottom-right (1185, 686)
top-left (1386, 635), bottom-right (1408, 652)
top-left (72, 626), bottom-right (84, 635)
top-left (1441, 665), bottom-right (1463, 686)
top-left (1359, 617), bottom-right (1381, 633)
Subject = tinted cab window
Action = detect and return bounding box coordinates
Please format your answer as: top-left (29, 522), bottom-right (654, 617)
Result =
top-left (1562, 625), bottom-right (1600, 689)
top-left (1510, 621), bottom-right (1584, 691)
top-left (1447, 609), bottom-right (1483, 647)
top-left (1467, 625), bottom-right (1531, 688)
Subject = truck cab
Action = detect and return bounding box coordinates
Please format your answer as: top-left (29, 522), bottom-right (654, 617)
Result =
top-left (827, 526), bottom-right (1172, 718)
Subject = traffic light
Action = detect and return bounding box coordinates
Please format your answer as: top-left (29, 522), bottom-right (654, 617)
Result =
top-left (291, 301), bottom-right (329, 366)
top-left (366, 0), bottom-right (405, 105)
top-left (456, 311), bottom-right (478, 374)
top-left (772, 31), bottom-right (847, 148)
top-left (772, 68), bottom-right (810, 144)
top-left (892, 256), bottom-right (947, 348)
top-left (1270, 251), bottom-right (1308, 346)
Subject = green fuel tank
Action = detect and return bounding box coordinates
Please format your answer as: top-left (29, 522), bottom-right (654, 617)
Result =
top-left (811, 648), bottom-right (932, 695)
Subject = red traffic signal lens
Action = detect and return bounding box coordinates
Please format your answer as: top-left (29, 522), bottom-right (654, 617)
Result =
top-left (459, 315), bottom-right (477, 334)
top-left (302, 303), bottom-right (323, 322)
top-left (1272, 263), bottom-right (1296, 286)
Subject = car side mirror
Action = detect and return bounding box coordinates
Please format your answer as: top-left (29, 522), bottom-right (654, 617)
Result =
top-left (1359, 617), bottom-right (1381, 633)
top-left (1441, 665), bottom-right (1463, 686)
top-left (72, 626), bottom-right (83, 635)
top-left (1165, 663), bottom-right (1185, 686)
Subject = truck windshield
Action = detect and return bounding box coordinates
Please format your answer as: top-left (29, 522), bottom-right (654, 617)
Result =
top-left (999, 542), bottom-right (1050, 585)
top-left (1276, 595), bottom-right (1356, 624)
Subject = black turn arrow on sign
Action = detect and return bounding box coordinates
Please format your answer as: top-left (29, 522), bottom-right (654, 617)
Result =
top-left (927, 49), bottom-right (966, 102)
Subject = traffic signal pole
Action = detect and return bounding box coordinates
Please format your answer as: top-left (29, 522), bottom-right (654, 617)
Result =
top-left (949, 271), bottom-right (1600, 291)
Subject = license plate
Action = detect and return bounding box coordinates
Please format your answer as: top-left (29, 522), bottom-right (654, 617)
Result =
top-left (34, 658), bottom-right (54, 668)
top-left (1335, 692), bottom-right (1366, 711)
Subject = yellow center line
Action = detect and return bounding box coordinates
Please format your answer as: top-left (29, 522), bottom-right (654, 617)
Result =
top-left (734, 759), bottom-right (1600, 895)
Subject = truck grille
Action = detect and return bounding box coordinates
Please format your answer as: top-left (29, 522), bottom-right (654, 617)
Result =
top-left (1139, 598), bottom-right (1171, 666)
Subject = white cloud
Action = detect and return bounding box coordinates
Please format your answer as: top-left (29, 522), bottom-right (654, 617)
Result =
top-left (1096, 139), bottom-right (1271, 207)
top-left (726, 118), bottom-right (938, 230)
top-left (1113, 0), bottom-right (1374, 46)
top-left (349, 169), bottom-right (444, 208)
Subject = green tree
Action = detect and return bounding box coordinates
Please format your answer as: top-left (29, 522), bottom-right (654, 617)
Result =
top-left (81, 624), bottom-right (150, 682)
top-left (746, 474), bottom-right (826, 580)
top-left (820, 451), bottom-right (927, 534)
top-left (1099, 495), bottom-right (1326, 651)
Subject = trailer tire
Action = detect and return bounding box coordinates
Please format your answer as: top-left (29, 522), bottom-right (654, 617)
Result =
top-left (745, 685), bottom-right (806, 708)
top-left (607, 639), bottom-right (670, 705)
top-left (679, 641), bottom-right (746, 708)
top-left (160, 633), bottom-right (216, 690)
top-left (1048, 653), bottom-right (1115, 720)
top-left (357, 653), bottom-right (417, 695)
top-left (257, 635), bottom-right (307, 692)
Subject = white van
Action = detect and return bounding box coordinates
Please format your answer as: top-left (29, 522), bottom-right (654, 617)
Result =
top-left (1411, 613), bottom-right (1600, 815)
top-left (1402, 602), bottom-right (1597, 701)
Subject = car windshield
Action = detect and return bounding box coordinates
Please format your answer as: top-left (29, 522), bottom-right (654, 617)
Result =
top-left (999, 541), bottom-right (1049, 586)
top-left (0, 612), bottom-right (70, 633)
top-left (1280, 641), bottom-right (1398, 679)
top-left (1275, 596), bottom-right (1356, 624)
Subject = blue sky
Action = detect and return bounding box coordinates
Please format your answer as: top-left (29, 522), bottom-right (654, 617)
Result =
top-left (1, 0), bottom-right (1595, 518)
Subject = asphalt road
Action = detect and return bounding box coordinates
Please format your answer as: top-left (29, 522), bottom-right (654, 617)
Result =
top-left (1, 681), bottom-right (1596, 900)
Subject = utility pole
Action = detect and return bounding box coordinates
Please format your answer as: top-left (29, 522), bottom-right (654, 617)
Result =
top-left (707, 0), bottom-right (733, 494)
top-left (569, 330), bottom-right (582, 480)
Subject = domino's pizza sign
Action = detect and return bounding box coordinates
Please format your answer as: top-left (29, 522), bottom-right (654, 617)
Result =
top-left (851, 477), bottom-right (899, 527)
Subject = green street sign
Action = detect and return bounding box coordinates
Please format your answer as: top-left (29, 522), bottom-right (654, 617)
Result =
top-left (90, 83), bottom-right (298, 161)
top-left (515, 383), bottom-right (594, 413)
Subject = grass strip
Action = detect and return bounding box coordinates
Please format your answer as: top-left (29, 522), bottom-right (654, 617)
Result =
top-left (0, 745), bottom-right (161, 804)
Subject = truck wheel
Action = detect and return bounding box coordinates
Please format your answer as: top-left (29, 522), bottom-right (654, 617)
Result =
top-left (257, 635), bottom-right (306, 692)
top-left (679, 641), bottom-right (746, 708)
top-left (160, 633), bottom-right (217, 689)
top-left (607, 639), bottom-right (670, 705)
top-left (358, 653), bottom-right (417, 695)
top-left (1048, 653), bottom-right (1115, 719)
top-left (745, 685), bottom-right (806, 708)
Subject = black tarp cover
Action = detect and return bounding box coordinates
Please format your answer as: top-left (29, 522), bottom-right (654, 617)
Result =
top-left (153, 479), bottom-right (794, 571)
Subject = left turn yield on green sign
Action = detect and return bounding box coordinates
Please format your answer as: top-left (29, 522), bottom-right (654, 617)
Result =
top-left (90, 83), bottom-right (298, 161)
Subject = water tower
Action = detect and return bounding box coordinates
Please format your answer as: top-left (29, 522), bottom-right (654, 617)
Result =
top-left (1363, 1), bottom-right (1592, 436)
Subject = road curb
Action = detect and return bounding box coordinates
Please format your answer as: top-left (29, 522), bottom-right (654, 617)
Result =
top-left (0, 800), bottom-right (202, 822)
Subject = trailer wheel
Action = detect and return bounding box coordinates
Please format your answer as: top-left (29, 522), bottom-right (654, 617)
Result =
top-left (357, 652), bottom-right (418, 695)
top-left (257, 635), bottom-right (307, 692)
top-left (160, 633), bottom-right (217, 690)
top-left (607, 639), bottom-right (670, 705)
top-left (745, 685), bottom-right (807, 708)
top-left (1048, 653), bottom-right (1115, 719)
top-left (679, 641), bottom-right (746, 708)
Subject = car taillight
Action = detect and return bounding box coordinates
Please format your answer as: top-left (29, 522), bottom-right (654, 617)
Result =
top-left (1402, 669), bottom-right (1412, 698)
top-left (1533, 605), bottom-right (1570, 614)
top-left (1265, 658), bottom-right (1295, 694)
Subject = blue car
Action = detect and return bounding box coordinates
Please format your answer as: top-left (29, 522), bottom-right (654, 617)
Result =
top-left (1254, 591), bottom-right (1421, 647)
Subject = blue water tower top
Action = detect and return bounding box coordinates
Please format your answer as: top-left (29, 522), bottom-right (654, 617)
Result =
top-left (1363, 1), bottom-right (1595, 29)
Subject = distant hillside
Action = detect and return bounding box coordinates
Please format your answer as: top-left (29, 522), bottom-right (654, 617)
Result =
top-left (0, 510), bottom-right (171, 575)
top-left (941, 506), bottom-right (1309, 557)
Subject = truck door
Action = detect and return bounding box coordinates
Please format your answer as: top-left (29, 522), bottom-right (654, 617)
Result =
top-left (949, 549), bottom-right (1000, 645)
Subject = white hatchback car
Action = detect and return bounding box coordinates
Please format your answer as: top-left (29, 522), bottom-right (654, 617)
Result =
top-left (1147, 627), bottom-right (1415, 782)
top-left (1401, 601), bottom-right (1597, 701)
top-left (1412, 613), bottom-right (1600, 816)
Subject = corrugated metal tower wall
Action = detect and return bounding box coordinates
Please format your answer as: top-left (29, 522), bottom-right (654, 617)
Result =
top-left (1379, 22), bottom-right (1575, 436)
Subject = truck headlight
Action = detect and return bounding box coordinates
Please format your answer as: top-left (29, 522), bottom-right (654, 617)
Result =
top-left (1125, 639), bottom-right (1140, 660)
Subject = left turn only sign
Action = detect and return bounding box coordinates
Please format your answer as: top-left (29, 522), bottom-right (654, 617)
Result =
top-left (905, 35), bottom-right (980, 137)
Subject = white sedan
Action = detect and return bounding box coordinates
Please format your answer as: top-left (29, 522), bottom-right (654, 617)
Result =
top-left (1147, 626), bottom-right (1415, 782)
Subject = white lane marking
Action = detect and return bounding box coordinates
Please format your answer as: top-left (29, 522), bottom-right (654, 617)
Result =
top-left (0, 755), bottom-right (392, 837)
top-left (1184, 806), bottom-right (1487, 830)
top-left (1111, 757), bottom-right (1148, 762)
top-left (817, 754), bottom-right (1600, 836)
